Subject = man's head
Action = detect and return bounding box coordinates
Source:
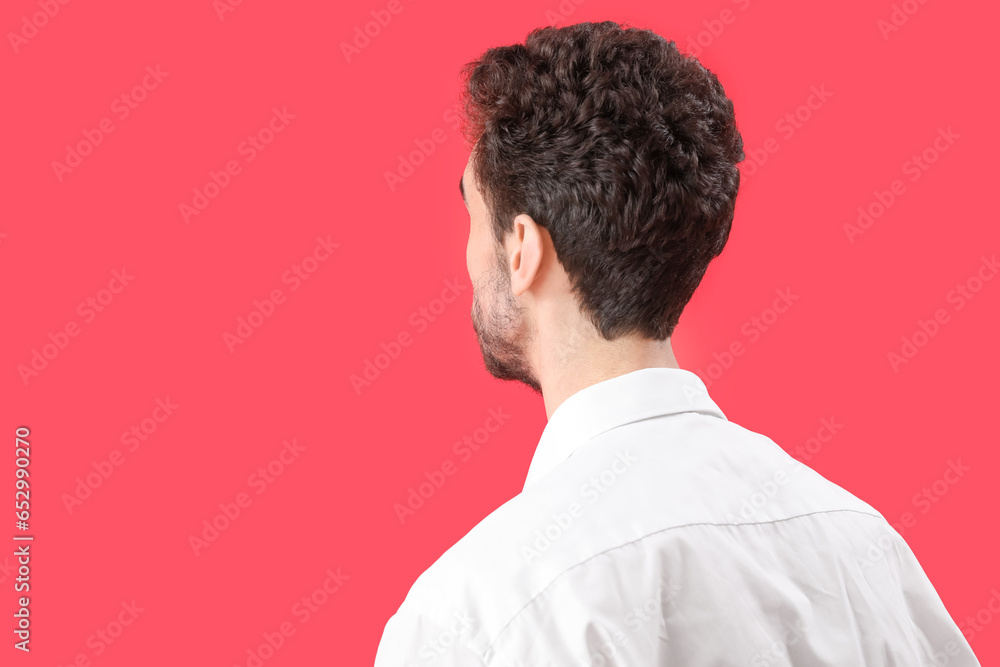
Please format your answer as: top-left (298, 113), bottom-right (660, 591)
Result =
top-left (458, 21), bottom-right (744, 392)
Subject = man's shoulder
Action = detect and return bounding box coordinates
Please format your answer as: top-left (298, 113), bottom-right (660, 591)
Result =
top-left (395, 485), bottom-right (557, 620)
top-left (382, 488), bottom-right (562, 661)
top-left (390, 412), bottom-right (888, 651)
top-left (405, 410), bottom-right (885, 598)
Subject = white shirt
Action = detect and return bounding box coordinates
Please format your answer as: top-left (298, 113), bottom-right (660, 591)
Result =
top-left (374, 367), bottom-right (980, 666)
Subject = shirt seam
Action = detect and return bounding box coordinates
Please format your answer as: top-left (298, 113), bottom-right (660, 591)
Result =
top-left (477, 507), bottom-right (886, 662)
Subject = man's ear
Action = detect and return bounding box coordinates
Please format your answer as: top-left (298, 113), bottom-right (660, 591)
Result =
top-left (508, 213), bottom-right (543, 297)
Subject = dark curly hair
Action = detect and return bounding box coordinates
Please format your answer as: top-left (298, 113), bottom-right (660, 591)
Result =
top-left (459, 20), bottom-right (744, 341)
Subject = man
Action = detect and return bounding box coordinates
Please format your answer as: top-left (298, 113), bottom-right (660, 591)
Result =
top-left (374, 21), bottom-right (979, 666)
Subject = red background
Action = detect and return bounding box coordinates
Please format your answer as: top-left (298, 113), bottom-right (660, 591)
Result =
top-left (2, 0), bottom-right (997, 664)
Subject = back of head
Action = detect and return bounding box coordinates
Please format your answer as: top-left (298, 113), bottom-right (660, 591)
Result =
top-left (460, 21), bottom-right (745, 341)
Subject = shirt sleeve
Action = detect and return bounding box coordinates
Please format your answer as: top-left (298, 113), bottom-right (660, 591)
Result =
top-left (887, 533), bottom-right (982, 666)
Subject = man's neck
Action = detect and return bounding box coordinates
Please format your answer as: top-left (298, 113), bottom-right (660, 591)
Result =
top-left (537, 331), bottom-right (680, 419)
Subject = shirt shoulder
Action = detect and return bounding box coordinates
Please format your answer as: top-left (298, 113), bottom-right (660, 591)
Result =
top-left (376, 411), bottom-right (976, 666)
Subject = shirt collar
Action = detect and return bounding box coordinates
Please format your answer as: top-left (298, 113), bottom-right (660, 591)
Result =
top-left (523, 367), bottom-right (727, 491)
